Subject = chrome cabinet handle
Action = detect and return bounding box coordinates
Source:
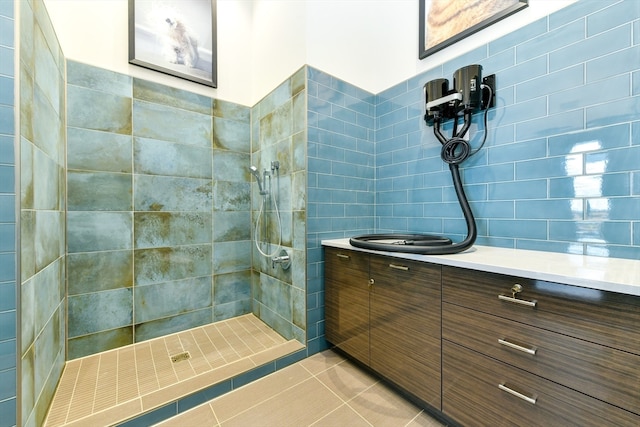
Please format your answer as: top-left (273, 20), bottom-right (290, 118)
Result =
top-left (498, 383), bottom-right (537, 405)
top-left (389, 264), bottom-right (409, 271)
top-left (498, 338), bottom-right (537, 355)
top-left (336, 253), bottom-right (350, 259)
top-left (498, 294), bottom-right (537, 307)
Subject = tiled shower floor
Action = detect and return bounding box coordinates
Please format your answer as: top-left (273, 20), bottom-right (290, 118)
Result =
top-left (44, 314), bottom-right (304, 426)
top-left (157, 349), bottom-right (445, 427)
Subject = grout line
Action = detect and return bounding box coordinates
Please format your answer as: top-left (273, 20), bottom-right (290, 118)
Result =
top-left (302, 355), bottom-right (381, 426)
top-left (89, 354), bottom-right (100, 415)
top-left (405, 410), bottom-right (425, 427)
top-left (49, 315), bottom-right (293, 426)
top-left (208, 402), bottom-right (222, 426)
top-left (217, 376), bottom-right (317, 425)
top-left (213, 322), bottom-right (242, 360)
top-left (308, 403), bottom-right (374, 427)
top-left (62, 360), bottom-right (83, 425)
top-left (203, 324), bottom-right (231, 364)
top-left (235, 317), bottom-right (269, 353)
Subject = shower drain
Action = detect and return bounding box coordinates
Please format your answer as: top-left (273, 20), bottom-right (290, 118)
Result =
top-left (170, 351), bottom-right (191, 363)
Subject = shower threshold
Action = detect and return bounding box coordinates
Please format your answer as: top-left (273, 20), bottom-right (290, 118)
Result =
top-left (44, 314), bottom-right (304, 427)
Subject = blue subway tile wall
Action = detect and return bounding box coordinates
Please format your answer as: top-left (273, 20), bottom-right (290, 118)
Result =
top-left (306, 67), bottom-right (376, 353)
top-left (0, 1), bottom-right (15, 426)
top-left (376, 0), bottom-right (640, 260)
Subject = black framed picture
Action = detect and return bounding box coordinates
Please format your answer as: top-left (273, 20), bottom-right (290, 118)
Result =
top-left (419, 0), bottom-right (528, 59)
top-left (128, 0), bottom-right (217, 87)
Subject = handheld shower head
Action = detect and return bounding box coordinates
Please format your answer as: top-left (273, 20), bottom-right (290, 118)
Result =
top-left (249, 166), bottom-right (266, 195)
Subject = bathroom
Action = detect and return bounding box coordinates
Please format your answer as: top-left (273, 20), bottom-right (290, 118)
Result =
top-left (1, 0), bottom-right (639, 425)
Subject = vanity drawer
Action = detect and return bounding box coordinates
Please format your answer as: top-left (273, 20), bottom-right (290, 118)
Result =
top-left (325, 247), bottom-right (369, 274)
top-left (443, 302), bottom-right (640, 415)
top-left (442, 266), bottom-right (640, 355)
top-left (442, 341), bottom-right (640, 427)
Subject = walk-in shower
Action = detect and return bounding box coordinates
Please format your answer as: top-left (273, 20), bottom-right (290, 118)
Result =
top-left (250, 161), bottom-right (290, 269)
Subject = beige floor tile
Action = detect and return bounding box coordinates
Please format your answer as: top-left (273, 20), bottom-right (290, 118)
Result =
top-left (208, 363), bottom-right (312, 423)
top-left (406, 410), bottom-right (446, 427)
top-left (63, 399), bottom-right (143, 427)
top-left (44, 315), bottom-right (296, 427)
top-left (152, 350), bottom-right (444, 427)
top-left (314, 359), bottom-right (379, 402)
top-left (346, 381), bottom-right (424, 426)
top-left (155, 403), bottom-right (218, 427)
top-left (299, 349), bottom-right (346, 375)
top-left (218, 377), bottom-right (344, 427)
top-left (310, 403), bottom-right (372, 427)
top-left (202, 324), bottom-right (241, 363)
top-left (250, 340), bottom-right (304, 366)
top-left (216, 322), bottom-right (253, 358)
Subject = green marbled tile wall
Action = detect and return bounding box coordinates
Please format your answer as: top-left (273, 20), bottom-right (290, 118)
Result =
top-left (250, 66), bottom-right (307, 344)
top-left (19, 1), bottom-right (66, 425)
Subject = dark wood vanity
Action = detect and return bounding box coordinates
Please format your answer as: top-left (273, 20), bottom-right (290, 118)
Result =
top-left (324, 245), bottom-right (640, 427)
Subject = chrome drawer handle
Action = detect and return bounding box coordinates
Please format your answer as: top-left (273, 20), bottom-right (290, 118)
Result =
top-left (389, 264), bottom-right (409, 271)
top-left (336, 254), bottom-right (350, 259)
top-left (499, 383), bottom-right (537, 405)
top-left (498, 338), bottom-right (537, 355)
top-left (498, 294), bottom-right (537, 307)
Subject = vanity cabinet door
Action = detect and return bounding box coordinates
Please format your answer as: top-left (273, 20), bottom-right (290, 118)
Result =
top-left (324, 247), bottom-right (370, 365)
top-left (369, 255), bottom-right (442, 409)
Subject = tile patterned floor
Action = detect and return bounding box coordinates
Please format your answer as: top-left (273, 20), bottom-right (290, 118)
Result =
top-left (157, 350), bottom-right (445, 427)
top-left (44, 314), bottom-right (304, 426)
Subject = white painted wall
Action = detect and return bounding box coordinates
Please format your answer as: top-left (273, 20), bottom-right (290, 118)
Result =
top-left (250, 0), bottom-right (307, 104)
top-left (44, 0), bottom-right (255, 105)
top-left (43, 0), bottom-right (575, 106)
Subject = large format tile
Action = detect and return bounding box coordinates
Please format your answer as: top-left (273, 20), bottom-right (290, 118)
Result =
top-left (133, 78), bottom-right (211, 115)
top-left (67, 250), bottom-right (133, 295)
top-left (67, 211), bottom-right (132, 253)
top-left (347, 381), bottom-right (424, 426)
top-left (134, 212), bottom-right (212, 249)
top-left (217, 377), bottom-right (343, 427)
top-left (67, 327), bottom-right (133, 360)
top-left (67, 288), bottom-right (133, 337)
top-left (206, 363), bottom-right (311, 423)
top-left (134, 276), bottom-right (213, 323)
top-left (67, 60), bottom-right (132, 97)
top-left (134, 175), bottom-right (212, 212)
top-left (67, 171), bottom-right (132, 211)
top-left (134, 136), bottom-right (212, 179)
top-left (132, 100), bottom-right (211, 147)
top-left (212, 240), bottom-right (251, 274)
top-left (134, 245), bottom-right (212, 286)
top-left (67, 85), bottom-right (131, 134)
top-left (213, 116), bottom-right (250, 152)
top-left (67, 127), bottom-right (132, 173)
top-left (134, 308), bottom-right (212, 343)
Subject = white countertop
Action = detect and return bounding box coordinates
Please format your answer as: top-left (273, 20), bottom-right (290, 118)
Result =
top-left (322, 239), bottom-right (640, 297)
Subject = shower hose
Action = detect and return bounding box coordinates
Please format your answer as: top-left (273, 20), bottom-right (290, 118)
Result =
top-left (254, 188), bottom-right (282, 258)
top-left (350, 105), bottom-right (489, 255)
